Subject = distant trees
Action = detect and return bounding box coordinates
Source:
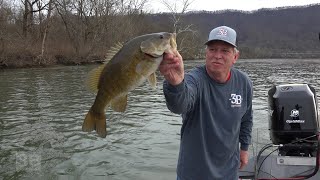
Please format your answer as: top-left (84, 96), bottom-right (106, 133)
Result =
top-left (0, 0), bottom-right (169, 67)
top-left (0, 0), bottom-right (205, 68)
top-left (0, 1), bottom-right (319, 68)
top-left (49, 0), bottom-right (155, 59)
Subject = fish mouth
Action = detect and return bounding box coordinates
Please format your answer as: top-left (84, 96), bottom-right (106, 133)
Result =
top-left (144, 53), bottom-right (162, 58)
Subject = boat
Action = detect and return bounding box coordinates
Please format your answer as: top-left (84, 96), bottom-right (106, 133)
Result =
top-left (239, 84), bottom-right (320, 179)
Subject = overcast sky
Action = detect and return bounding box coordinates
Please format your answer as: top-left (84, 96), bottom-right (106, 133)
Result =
top-left (148, 0), bottom-right (320, 12)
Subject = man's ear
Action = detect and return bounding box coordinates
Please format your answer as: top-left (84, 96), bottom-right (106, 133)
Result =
top-left (235, 51), bottom-right (240, 59)
top-left (233, 51), bottom-right (240, 64)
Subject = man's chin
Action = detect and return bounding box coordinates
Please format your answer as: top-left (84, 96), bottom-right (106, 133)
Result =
top-left (207, 67), bottom-right (222, 74)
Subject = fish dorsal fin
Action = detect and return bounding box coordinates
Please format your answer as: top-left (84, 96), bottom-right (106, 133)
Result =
top-left (85, 42), bottom-right (123, 92)
top-left (85, 64), bottom-right (106, 92)
top-left (111, 95), bottom-right (128, 112)
top-left (105, 42), bottom-right (123, 63)
top-left (148, 72), bottom-right (157, 89)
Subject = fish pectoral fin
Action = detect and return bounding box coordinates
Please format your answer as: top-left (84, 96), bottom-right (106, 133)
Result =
top-left (148, 72), bottom-right (157, 89)
top-left (111, 95), bottom-right (128, 112)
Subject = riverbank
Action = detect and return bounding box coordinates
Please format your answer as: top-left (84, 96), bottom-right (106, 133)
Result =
top-left (0, 54), bottom-right (106, 69)
top-left (1, 54), bottom-right (319, 69)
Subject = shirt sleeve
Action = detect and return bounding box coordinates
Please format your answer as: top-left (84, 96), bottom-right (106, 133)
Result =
top-left (162, 73), bottom-right (199, 115)
top-left (239, 80), bottom-right (253, 151)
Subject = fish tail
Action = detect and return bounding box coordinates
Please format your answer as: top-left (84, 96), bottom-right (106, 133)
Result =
top-left (82, 109), bottom-right (107, 138)
top-left (95, 119), bottom-right (107, 138)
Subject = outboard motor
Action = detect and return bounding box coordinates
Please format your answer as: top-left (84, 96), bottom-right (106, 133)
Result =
top-left (268, 84), bottom-right (320, 156)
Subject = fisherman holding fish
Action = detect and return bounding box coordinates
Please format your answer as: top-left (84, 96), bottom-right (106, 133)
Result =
top-left (159, 26), bottom-right (253, 180)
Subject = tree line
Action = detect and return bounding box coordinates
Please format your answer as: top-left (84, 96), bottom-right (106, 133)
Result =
top-left (0, 0), bottom-right (200, 68)
top-left (0, 0), bottom-right (319, 68)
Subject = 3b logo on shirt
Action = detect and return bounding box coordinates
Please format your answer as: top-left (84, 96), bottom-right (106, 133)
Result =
top-left (229, 93), bottom-right (242, 107)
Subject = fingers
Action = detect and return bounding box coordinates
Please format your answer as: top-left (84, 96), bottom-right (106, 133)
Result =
top-left (159, 63), bottom-right (179, 76)
top-left (159, 52), bottom-right (182, 75)
top-left (159, 51), bottom-right (184, 85)
top-left (239, 160), bottom-right (248, 170)
top-left (162, 52), bottom-right (180, 64)
top-left (174, 50), bottom-right (182, 60)
top-left (239, 150), bottom-right (249, 170)
top-left (163, 51), bottom-right (182, 67)
top-left (239, 162), bottom-right (244, 170)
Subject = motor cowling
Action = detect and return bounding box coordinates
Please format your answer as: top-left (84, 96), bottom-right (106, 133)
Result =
top-left (268, 84), bottom-right (320, 156)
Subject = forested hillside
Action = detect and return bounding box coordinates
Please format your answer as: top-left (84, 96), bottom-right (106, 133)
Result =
top-left (0, 1), bottom-right (319, 68)
top-left (180, 5), bottom-right (320, 58)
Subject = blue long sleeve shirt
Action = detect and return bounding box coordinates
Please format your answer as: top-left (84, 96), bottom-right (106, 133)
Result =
top-left (163, 66), bottom-right (253, 180)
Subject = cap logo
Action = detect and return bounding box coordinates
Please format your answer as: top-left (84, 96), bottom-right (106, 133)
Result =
top-left (217, 28), bottom-right (227, 36)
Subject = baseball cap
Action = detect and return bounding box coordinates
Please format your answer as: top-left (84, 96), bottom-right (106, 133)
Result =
top-left (205, 26), bottom-right (237, 47)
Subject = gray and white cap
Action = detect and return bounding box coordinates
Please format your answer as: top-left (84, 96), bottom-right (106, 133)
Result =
top-left (205, 26), bottom-right (237, 47)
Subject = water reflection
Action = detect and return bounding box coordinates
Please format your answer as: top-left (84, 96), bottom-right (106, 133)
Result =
top-left (0, 59), bottom-right (320, 179)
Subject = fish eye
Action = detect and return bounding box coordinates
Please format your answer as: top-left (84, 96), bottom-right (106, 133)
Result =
top-left (159, 35), bottom-right (164, 39)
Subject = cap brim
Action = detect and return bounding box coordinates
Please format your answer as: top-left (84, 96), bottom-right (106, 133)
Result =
top-left (204, 39), bottom-right (237, 47)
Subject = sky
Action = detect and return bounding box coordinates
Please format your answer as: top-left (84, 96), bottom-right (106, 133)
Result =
top-left (148, 0), bottom-right (320, 12)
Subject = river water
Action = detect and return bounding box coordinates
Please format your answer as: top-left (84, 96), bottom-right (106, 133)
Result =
top-left (0, 59), bottom-right (320, 180)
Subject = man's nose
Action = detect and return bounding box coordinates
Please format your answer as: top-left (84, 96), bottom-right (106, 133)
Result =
top-left (213, 50), bottom-right (223, 59)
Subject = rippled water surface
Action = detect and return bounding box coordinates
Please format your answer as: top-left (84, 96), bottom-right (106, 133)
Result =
top-left (1, 59), bottom-right (320, 179)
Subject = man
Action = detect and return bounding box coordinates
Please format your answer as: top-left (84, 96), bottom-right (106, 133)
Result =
top-left (159, 26), bottom-right (253, 180)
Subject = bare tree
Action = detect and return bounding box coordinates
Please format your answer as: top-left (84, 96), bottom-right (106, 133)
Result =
top-left (161, 0), bottom-right (192, 33)
top-left (53, 0), bottom-right (150, 59)
top-left (22, 0), bottom-right (49, 38)
top-left (54, 0), bottom-right (116, 56)
top-left (39, 0), bottom-right (53, 60)
top-left (161, 0), bottom-right (199, 58)
top-left (0, 0), bottom-right (7, 56)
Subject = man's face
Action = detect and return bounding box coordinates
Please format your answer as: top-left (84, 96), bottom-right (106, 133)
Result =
top-left (205, 40), bottom-right (239, 76)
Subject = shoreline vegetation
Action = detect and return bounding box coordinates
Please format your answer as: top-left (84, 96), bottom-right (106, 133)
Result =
top-left (1, 54), bottom-right (319, 69)
top-left (0, 54), bottom-right (104, 69)
top-left (1, 1), bottom-right (319, 69)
